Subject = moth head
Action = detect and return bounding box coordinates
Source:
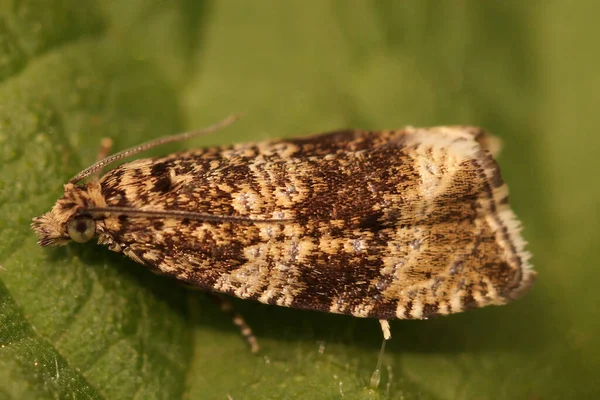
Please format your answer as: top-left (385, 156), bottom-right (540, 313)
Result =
top-left (32, 114), bottom-right (241, 247)
top-left (32, 183), bottom-right (101, 246)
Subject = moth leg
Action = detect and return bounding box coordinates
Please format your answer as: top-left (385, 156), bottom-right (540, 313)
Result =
top-left (370, 338), bottom-right (387, 388)
top-left (379, 319), bottom-right (391, 340)
top-left (208, 293), bottom-right (259, 353)
top-left (371, 320), bottom-right (391, 388)
top-left (92, 138), bottom-right (114, 180)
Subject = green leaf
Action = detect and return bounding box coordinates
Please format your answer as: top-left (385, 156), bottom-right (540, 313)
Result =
top-left (1, 1), bottom-right (599, 399)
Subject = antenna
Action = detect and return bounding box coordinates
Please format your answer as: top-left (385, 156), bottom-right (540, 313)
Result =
top-left (69, 114), bottom-right (241, 184)
top-left (81, 207), bottom-right (292, 224)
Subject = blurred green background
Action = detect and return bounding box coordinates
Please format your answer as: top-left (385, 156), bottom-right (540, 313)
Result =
top-left (1, 1), bottom-right (598, 399)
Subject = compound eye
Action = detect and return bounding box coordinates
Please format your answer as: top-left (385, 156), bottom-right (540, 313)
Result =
top-left (67, 217), bottom-right (96, 243)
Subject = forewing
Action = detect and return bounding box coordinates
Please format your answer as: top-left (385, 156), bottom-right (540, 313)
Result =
top-left (98, 128), bottom-right (534, 319)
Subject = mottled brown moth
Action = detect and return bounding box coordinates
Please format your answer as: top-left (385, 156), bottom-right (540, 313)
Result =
top-left (33, 116), bottom-right (535, 347)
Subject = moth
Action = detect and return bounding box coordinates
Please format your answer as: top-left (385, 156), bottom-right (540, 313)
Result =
top-left (33, 116), bottom-right (535, 343)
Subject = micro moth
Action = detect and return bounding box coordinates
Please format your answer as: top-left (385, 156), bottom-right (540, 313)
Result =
top-left (32, 116), bottom-right (535, 346)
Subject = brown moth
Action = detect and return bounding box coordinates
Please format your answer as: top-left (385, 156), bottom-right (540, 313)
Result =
top-left (32, 117), bottom-right (535, 330)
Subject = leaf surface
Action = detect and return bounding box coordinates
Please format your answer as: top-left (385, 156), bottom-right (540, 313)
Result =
top-left (1, 1), bottom-right (598, 399)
